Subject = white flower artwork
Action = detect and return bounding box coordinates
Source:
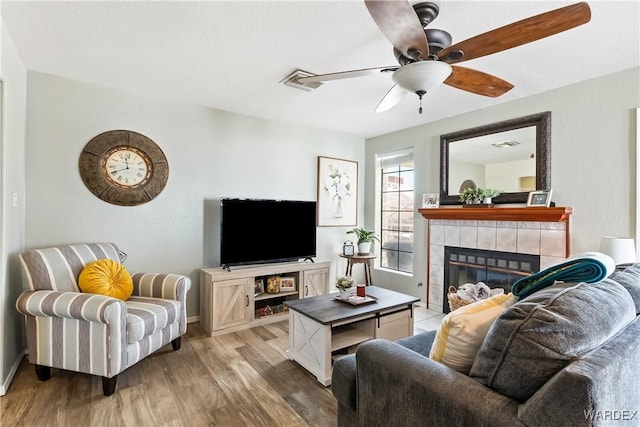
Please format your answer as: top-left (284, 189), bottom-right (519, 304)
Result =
top-left (324, 165), bottom-right (351, 217)
top-left (317, 156), bottom-right (358, 226)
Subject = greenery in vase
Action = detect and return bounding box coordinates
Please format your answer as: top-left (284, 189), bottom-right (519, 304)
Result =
top-left (459, 188), bottom-right (483, 204)
top-left (482, 188), bottom-right (502, 198)
top-left (459, 187), bottom-right (502, 204)
top-left (335, 276), bottom-right (355, 290)
top-left (347, 227), bottom-right (381, 244)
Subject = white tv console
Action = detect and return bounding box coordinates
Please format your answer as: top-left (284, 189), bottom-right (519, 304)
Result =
top-left (200, 260), bottom-right (330, 336)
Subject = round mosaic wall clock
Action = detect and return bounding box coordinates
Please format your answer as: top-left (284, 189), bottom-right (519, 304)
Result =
top-left (79, 130), bottom-right (169, 206)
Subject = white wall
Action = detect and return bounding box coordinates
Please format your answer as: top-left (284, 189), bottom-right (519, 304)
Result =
top-left (449, 158), bottom-right (536, 194)
top-left (25, 72), bottom-right (365, 320)
top-left (449, 159), bottom-right (485, 193)
top-left (0, 20), bottom-right (27, 395)
top-left (365, 67), bottom-right (639, 301)
top-left (485, 158), bottom-right (536, 192)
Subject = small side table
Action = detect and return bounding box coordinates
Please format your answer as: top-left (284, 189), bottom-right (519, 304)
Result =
top-left (339, 253), bottom-right (377, 285)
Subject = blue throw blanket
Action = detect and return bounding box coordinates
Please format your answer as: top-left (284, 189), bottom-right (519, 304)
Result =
top-left (511, 252), bottom-right (615, 299)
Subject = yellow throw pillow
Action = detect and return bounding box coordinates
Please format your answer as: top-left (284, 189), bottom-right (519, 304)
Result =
top-left (79, 259), bottom-right (133, 301)
top-left (429, 292), bottom-right (516, 374)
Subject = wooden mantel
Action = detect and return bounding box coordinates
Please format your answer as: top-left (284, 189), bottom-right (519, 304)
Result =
top-left (418, 206), bottom-right (573, 222)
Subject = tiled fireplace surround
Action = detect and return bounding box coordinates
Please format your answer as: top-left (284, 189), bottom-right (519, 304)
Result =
top-left (427, 217), bottom-right (569, 313)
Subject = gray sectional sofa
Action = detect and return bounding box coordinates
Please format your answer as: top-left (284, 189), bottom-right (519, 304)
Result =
top-left (332, 264), bottom-right (640, 427)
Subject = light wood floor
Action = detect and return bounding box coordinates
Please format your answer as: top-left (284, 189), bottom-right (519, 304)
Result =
top-left (1, 321), bottom-right (337, 427)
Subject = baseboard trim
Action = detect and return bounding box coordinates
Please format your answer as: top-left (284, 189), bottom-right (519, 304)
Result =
top-left (187, 315), bottom-right (200, 324)
top-left (0, 349), bottom-right (26, 396)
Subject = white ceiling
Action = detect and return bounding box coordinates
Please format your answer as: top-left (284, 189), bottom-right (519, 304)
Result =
top-left (2, 0), bottom-right (638, 139)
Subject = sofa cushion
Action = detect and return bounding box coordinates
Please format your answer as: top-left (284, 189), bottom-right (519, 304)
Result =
top-left (429, 293), bottom-right (516, 374)
top-left (396, 329), bottom-right (437, 357)
top-left (469, 280), bottom-right (636, 402)
top-left (78, 259), bottom-right (133, 301)
top-left (609, 263), bottom-right (640, 314)
top-left (125, 296), bottom-right (180, 344)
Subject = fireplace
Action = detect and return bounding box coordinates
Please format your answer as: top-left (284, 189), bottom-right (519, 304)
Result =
top-left (419, 207), bottom-right (572, 313)
top-left (443, 247), bottom-right (540, 313)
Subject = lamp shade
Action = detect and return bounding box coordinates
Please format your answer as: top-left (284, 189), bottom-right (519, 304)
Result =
top-left (600, 236), bottom-right (637, 265)
top-left (392, 61), bottom-right (452, 94)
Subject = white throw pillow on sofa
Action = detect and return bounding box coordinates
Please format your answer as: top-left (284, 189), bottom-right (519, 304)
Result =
top-left (429, 292), bottom-right (516, 374)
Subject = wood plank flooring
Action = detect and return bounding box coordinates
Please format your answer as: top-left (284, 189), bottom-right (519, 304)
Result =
top-left (0, 321), bottom-right (337, 427)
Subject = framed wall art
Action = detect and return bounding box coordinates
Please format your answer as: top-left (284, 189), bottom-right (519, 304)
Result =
top-left (317, 156), bottom-right (358, 226)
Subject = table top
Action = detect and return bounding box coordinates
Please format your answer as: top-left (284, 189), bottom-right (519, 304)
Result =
top-left (284, 286), bottom-right (419, 325)
top-left (339, 253), bottom-right (377, 260)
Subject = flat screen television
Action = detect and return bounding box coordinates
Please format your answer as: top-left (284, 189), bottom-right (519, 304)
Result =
top-left (219, 198), bottom-right (317, 266)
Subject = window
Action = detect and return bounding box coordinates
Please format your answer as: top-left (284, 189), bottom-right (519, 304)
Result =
top-left (377, 150), bottom-right (414, 274)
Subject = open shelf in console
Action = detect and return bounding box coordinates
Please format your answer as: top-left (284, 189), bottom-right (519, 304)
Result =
top-left (255, 290), bottom-right (298, 301)
top-left (254, 293), bottom-right (296, 320)
top-left (331, 318), bottom-right (375, 353)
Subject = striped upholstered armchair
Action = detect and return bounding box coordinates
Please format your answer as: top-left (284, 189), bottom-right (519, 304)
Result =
top-left (15, 243), bottom-right (191, 396)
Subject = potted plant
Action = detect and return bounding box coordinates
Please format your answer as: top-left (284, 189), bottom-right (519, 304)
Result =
top-left (481, 188), bottom-right (501, 204)
top-left (459, 187), bottom-right (484, 204)
top-left (459, 188), bottom-right (501, 205)
top-left (335, 276), bottom-right (355, 299)
top-left (347, 227), bottom-right (380, 254)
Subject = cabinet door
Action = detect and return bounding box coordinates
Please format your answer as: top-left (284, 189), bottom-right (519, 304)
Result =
top-left (375, 309), bottom-right (413, 341)
top-left (212, 278), bottom-right (252, 330)
top-left (302, 268), bottom-right (328, 297)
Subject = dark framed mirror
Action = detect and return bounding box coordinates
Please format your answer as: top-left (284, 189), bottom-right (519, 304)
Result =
top-left (440, 112), bottom-right (551, 205)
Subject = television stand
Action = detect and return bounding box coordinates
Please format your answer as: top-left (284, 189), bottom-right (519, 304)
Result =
top-left (200, 260), bottom-right (330, 335)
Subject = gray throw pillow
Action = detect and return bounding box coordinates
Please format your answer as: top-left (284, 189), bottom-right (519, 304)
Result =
top-left (609, 263), bottom-right (640, 314)
top-left (469, 280), bottom-right (636, 402)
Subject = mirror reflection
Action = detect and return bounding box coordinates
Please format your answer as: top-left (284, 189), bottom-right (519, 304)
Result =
top-left (448, 127), bottom-right (536, 195)
top-left (440, 112), bottom-right (551, 205)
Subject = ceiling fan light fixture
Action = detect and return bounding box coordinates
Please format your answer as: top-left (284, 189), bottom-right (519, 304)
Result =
top-left (391, 60), bottom-right (452, 95)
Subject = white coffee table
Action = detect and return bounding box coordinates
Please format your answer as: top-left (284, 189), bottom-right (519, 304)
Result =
top-left (284, 286), bottom-right (419, 385)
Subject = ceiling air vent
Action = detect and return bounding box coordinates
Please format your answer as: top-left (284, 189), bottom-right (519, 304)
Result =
top-left (281, 70), bottom-right (324, 92)
top-left (491, 141), bottom-right (520, 148)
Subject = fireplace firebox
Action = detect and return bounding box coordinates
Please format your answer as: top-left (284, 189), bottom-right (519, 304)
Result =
top-left (443, 247), bottom-right (540, 313)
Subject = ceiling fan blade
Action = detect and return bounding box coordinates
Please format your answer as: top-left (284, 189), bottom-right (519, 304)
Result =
top-left (437, 2), bottom-right (591, 64)
top-left (445, 66), bottom-right (514, 98)
top-left (375, 84), bottom-right (406, 113)
top-left (365, 0), bottom-right (430, 60)
top-left (296, 66), bottom-right (397, 83)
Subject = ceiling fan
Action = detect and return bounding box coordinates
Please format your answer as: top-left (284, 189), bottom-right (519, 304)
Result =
top-left (296, 1), bottom-right (591, 113)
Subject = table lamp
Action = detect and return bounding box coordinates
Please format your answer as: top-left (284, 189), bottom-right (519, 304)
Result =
top-left (600, 237), bottom-right (637, 266)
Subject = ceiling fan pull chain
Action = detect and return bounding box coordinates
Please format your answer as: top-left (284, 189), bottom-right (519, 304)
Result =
top-left (417, 90), bottom-right (426, 114)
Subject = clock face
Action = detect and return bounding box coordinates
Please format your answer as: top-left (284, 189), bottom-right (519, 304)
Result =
top-left (343, 243), bottom-right (355, 256)
top-left (79, 130), bottom-right (169, 206)
top-left (104, 146), bottom-right (152, 188)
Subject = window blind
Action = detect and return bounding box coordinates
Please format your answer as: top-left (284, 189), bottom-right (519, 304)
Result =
top-left (378, 148), bottom-right (414, 169)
